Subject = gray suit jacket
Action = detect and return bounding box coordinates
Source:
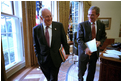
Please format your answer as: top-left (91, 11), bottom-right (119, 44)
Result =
top-left (77, 20), bottom-right (107, 61)
top-left (33, 21), bottom-right (69, 68)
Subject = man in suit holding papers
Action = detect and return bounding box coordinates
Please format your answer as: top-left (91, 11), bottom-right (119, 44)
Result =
top-left (77, 6), bottom-right (107, 81)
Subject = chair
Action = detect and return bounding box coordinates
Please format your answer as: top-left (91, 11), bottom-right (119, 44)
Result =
top-left (100, 39), bottom-right (115, 51)
top-left (68, 30), bottom-right (73, 41)
top-left (72, 32), bottom-right (78, 64)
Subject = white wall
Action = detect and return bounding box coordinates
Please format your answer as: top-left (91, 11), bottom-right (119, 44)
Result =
top-left (91, 1), bottom-right (121, 42)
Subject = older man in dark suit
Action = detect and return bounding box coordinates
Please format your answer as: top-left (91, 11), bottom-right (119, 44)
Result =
top-left (33, 8), bottom-right (69, 81)
top-left (77, 6), bottom-right (107, 81)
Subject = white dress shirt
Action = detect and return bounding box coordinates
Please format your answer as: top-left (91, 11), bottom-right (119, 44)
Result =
top-left (43, 24), bottom-right (52, 47)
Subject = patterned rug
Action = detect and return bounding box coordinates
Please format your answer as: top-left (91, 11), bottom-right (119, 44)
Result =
top-left (19, 57), bottom-right (74, 81)
top-left (67, 60), bottom-right (100, 81)
top-left (18, 55), bottom-right (100, 81)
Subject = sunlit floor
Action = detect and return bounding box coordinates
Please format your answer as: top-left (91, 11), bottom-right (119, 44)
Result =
top-left (8, 45), bottom-right (100, 81)
top-left (67, 56), bottom-right (100, 81)
top-left (8, 55), bottom-right (100, 81)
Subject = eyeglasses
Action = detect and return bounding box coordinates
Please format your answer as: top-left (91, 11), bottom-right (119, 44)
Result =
top-left (44, 15), bottom-right (52, 19)
top-left (87, 14), bottom-right (95, 17)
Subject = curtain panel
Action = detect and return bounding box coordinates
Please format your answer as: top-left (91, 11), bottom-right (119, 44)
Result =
top-left (83, 1), bottom-right (91, 21)
top-left (22, 1), bottom-right (38, 67)
top-left (57, 1), bottom-right (70, 34)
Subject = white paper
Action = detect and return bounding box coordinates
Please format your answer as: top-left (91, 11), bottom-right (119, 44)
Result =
top-left (85, 38), bottom-right (97, 52)
top-left (103, 50), bottom-right (121, 59)
top-left (105, 50), bottom-right (121, 56)
top-left (103, 53), bottom-right (120, 59)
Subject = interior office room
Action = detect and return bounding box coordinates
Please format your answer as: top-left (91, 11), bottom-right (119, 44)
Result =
top-left (1, 1), bottom-right (121, 81)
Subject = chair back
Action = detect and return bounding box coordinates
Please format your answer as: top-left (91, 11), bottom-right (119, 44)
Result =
top-left (73, 32), bottom-right (78, 55)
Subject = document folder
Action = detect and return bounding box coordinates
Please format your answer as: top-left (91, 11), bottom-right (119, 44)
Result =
top-left (59, 46), bottom-right (66, 62)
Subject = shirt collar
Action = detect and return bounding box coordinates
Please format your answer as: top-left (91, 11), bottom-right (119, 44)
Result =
top-left (43, 23), bottom-right (52, 29)
top-left (91, 21), bottom-right (97, 25)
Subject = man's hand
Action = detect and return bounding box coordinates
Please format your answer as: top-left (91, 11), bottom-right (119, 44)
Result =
top-left (65, 55), bottom-right (69, 59)
top-left (96, 41), bottom-right (101, 47)
top-left (85, 48), bottom-right (92, 56)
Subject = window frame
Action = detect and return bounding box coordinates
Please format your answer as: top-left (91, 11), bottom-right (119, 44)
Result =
top-left (1, 1), bottom-right (25, 78)
top-left (1, 13), bottom-right (24, 69)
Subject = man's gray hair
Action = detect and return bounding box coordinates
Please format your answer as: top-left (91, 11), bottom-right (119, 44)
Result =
top-left (88, 6), bottom-right (100, 15)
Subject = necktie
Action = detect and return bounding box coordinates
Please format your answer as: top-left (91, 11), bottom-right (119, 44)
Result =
top-left (45, 26), bottom-right (50, 46)
top-left (92, 23), bottom-right (96, 39)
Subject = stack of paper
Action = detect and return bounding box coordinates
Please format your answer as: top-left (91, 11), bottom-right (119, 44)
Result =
top-left (103, 50), bottom-right (121, 59)
top-left (85, 38), bottom-right (97, 52)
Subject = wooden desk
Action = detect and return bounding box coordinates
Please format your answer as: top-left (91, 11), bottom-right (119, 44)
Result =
top-left (99, 48), bottom-right (121, 81)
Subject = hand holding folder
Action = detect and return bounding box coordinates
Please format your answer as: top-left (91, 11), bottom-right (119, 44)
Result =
top-left (59, 45), bottom-right (69, 62)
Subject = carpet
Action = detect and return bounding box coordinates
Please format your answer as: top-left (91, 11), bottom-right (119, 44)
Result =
top-left (19, 57), bottom-right (74, 81)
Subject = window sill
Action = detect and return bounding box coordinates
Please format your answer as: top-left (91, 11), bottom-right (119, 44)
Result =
top-left (6, 60), bottom-right (25, 79)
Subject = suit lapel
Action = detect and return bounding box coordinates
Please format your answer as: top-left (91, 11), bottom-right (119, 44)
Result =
top-left (40, 23), bottom-right (47, 45)
top-left (87, 21), bottom-right (92, 40)
top-left (40, 24), bottom-right (44, 36)
top-left (87, 21), bottom-right (91, 31)
top-left (51, 22), bottom-right (55, 47)
top-left (96, 20), bottom-right (101, 39)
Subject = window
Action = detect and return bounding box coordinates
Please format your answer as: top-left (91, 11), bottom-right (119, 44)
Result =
top-left (42, 1), bottom-right (51, 10)
top-left (69, 1), bottom-right (83, 32)
top-left (1, 1), bottom-right (24, 70)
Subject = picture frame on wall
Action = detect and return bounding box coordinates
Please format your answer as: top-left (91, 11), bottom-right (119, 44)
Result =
top-left (98, 18), bottom-right (111, 30)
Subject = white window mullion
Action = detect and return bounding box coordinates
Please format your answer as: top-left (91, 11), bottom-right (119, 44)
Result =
top-left (5, 16), bottom-right (11, 65)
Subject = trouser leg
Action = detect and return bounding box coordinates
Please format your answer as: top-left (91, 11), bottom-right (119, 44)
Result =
top-left (86, 53), bottom-right (97, 81)
top-left (78, 59), bottom-right (88, 81)
top-left (40, 58), bottom-right (60, 81)
top-left (50, 63), bottom-right (60, 81)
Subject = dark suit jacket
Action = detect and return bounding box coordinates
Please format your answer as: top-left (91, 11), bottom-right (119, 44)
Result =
top-left (77, 20), bottom-right (107, 61)
top-left (33, 21), bottom-right (69, 68)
